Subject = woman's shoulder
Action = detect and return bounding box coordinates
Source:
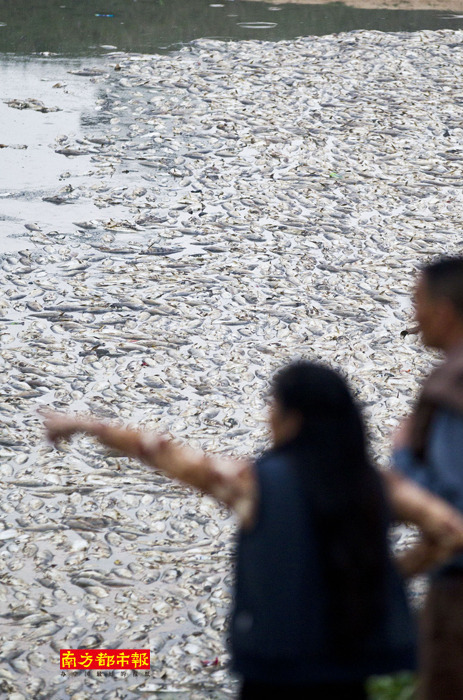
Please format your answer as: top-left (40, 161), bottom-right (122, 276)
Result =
top-left (255, 443), bottom-right (295, 466)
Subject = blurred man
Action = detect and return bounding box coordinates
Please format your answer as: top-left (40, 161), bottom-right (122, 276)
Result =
top-left (393, 256), bottom-right (463, 700)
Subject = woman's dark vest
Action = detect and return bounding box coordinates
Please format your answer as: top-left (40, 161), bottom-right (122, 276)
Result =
top-left (231, 449), bottom-right (416, 684)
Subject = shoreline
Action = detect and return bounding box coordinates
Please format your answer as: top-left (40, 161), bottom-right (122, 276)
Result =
top-left (245, 0), bottom-right (463, 12)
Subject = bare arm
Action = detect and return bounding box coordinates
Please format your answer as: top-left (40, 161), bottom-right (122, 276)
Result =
top-left (383, 469), bottom-right (463, 540)
top-left (383, 469), bottom-right (463, 576)
top-left (43, 412), bottom-right (256, 525)
top-left (396, 537), bottom-right (456, 578)
top-left (382, 470), bottom-right (463, 547)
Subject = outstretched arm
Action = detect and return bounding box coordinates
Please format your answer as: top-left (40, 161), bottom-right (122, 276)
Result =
top-left (43, 412), bottom-right (257, 526)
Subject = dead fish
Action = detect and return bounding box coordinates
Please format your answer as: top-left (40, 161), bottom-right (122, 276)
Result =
top-left (63, 516), bottom-right (116, 530)
top-left (20, 524), bottom-right (62, 532)
top-left (35, 550), bottom-right (54, 567)
top-left (19, 612), bottom-right (57, 627)
top-left (55, 148), bottom-right (93, 156)
top-left (85, 586), bottom-right (109, 598)
top-left (68, 68), bottom-right (106, 76)
top-left (28, 622), bottom-right (62, 639)
top-left (6, 98), bottom-right (61, 113)
top-left (401, 325), bottom-right (420, 337)
top-left (42, 195), bottom-right (75, 205)
top-left (35, 577), bottom-right (58, 590)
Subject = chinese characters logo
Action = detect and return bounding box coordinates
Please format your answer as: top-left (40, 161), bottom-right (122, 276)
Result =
top-left (60, 649), bottom-right (150, 670)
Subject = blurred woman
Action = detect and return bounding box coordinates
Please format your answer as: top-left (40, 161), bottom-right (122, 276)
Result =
top-left (44, 361), bottom-right (463, 699)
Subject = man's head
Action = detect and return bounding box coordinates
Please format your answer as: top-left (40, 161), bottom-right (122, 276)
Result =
top-left (415, 257), bottom-right (463, 351)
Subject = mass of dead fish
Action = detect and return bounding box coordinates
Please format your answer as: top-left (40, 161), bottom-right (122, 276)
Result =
top-left (0, 29), bottom-right (462, 699)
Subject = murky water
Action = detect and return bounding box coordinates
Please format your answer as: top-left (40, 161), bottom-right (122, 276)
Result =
top-left (0, 0), bottom-right (462, 57)
top-left (0, 58), bottom-right (114, 251)
top-left (1, 0), bottom-right (462, 252)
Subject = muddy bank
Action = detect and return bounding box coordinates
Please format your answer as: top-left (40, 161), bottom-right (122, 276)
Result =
top-left (247, 0), bottom-right (462, 12)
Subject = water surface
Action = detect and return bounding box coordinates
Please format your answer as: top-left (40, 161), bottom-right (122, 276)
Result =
top-left (0, 0), bottom-right (462, 57)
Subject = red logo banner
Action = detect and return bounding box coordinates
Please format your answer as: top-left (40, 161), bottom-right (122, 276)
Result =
top-left (60, 649), bottom-right (150, 670)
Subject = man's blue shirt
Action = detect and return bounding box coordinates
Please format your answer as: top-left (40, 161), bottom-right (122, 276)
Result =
top-left (394, 407), bottom-right (463, 571)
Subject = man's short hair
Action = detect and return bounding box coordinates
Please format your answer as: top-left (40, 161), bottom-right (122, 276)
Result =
top-left (422, 257), bottom-right (463, 318)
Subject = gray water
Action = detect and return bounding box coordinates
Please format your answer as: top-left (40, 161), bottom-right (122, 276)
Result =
top-left (0, 0), bottom-right (462, 56)
top-left (1, 0), bottom-right (462, 252)
top-left (0, 58), bottom-right (116, 251)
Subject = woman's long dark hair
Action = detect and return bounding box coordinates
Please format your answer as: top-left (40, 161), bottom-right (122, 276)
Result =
top-left (272, 361), bottom-right (388, 659)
